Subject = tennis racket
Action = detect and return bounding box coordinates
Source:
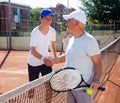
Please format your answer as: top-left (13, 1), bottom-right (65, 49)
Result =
top-left (49, 67), bottom-right (105, 92)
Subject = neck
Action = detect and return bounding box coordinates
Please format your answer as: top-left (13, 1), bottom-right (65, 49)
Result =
top-left (39, 24), bottom-right (49, 30)
top-left (74, 31), bottom-right (85, 38)
top-left (38, 24), bottom-right (49, 35)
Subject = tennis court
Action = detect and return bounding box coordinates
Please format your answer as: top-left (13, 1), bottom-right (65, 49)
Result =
top-left (0, 51), bottom-right (64, 94)
top-left (0, 37), bottom-right (120, 103)
top-left (0, 1), bottom-right (120, 102)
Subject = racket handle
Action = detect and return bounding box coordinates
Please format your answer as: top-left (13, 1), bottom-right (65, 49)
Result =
top-left (98, 86), bottom-right (105, 91)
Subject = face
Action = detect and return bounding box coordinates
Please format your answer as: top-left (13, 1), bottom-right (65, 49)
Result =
top-left (66, 19), bottom-right (77, 34)
top-left (40, 15), bottom-right (53, 26)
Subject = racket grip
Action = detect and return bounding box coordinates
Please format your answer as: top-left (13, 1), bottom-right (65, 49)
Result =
top-left (98, 86), bottom-right (105, 91)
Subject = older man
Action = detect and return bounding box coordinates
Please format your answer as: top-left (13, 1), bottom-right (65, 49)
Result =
top-left (45, 11), bottom-right (102, 103)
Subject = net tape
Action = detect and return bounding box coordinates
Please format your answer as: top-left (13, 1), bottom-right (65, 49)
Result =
top-left (0, 73), bottom-right (67, 103)
top-left (0, 37), bottom-right (120, 103)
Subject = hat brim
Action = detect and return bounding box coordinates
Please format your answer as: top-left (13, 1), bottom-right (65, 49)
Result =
top-left (42, 14), bottom-right (54, 17)
top-left (40, 13), bottom-right (54, 17)
top-left (63, 15), bottom-right (71, 20)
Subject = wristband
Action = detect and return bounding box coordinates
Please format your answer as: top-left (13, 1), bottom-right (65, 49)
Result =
top-left (41, 56), bottom-right (45, 61)
top-left (93, 77), bottom-right (100, 83)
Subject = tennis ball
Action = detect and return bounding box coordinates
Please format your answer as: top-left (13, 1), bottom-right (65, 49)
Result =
top-left (86, 88), bottom-right (93, 95)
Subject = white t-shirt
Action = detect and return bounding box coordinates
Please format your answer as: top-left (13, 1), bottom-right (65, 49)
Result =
top-left (28, 26), bottom-right (56, 66)
top-left (65, 32), bottom-right (100, 82)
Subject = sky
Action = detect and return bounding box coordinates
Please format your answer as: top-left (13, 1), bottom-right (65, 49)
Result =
top-left (9, 0), bottom-right (82, 10)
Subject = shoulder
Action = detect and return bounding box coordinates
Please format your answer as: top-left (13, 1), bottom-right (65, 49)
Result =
top-left (83, 32), bottom-right (96, 41)
top-left (83, 33), bottom-right (100, 48)
top-left (32, 26), bottom-right (39, 32)
top-left (31, 26), bottom-right (39, 34)
top-left (82, 32), bottom-right (99, 46)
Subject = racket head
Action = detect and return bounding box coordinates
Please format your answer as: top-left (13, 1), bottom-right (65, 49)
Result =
top-left (49, 67), bottom-right (82, 92)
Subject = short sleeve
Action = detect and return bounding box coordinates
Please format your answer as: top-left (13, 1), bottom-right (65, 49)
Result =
top-left (87, 38), bottom-right (101, 56)
top-left (30, 31), bottom-right (37, 47)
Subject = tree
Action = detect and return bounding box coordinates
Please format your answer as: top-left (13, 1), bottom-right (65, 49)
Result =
top-left (56, 22), bottom-right (66, 33)
top-left (30, 8), bottom-right (42, 27)
top-left (79, 0), bottom-right (120, 24)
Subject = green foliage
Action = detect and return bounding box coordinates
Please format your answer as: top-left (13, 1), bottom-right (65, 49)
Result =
top-left (56, 22), bottom-right (66, 32)
top-left (30, 8), bottom-right (42, 27)
top-left (79, 0), bottom-right (120, 23)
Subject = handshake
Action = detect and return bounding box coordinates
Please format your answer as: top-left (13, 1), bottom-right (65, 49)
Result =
top-left (43, 57), bottom-right (54, 67)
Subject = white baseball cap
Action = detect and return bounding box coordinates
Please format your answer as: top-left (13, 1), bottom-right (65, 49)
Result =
top-left (63, 11), bottom-right (86, 25)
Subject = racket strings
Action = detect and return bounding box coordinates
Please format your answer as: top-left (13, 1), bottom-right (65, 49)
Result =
top-left (50, 69), bottom-right (82, 91)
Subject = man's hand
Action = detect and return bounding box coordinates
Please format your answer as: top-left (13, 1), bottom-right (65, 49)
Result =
top-left (44, 57), bottom-right (53, 67)
top-left (90, 80), bottom-right (100, 93)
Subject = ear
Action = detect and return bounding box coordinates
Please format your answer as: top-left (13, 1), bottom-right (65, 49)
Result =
top-left (79, 22), bottom-right (85, 28)
top-left (76, 21), bottom-right (80, 28)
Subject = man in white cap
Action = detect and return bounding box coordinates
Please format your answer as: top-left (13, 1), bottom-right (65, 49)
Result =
top-left (45, 10), bottom-right (102, 103)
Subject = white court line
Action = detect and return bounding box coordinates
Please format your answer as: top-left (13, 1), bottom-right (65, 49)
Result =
top-left (0, 69), bottom-right (28, 75)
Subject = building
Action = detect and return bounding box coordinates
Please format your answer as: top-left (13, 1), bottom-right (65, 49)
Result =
top-left (0, 1), bottom-right (31, 36)
top-left (49, 4), bottom-right (75, 31)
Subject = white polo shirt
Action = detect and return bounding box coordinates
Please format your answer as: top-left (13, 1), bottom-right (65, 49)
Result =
top-left (65, 32), bottom-right (100, 82)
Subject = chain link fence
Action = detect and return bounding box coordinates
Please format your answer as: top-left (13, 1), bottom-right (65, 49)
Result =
top-left (0, 1), bottom-right (120, 51)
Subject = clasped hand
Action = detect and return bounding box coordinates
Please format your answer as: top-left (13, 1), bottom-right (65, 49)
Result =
top-left (44, 57), bottom-right (53, 67)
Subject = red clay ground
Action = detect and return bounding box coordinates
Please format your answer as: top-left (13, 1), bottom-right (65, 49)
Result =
top-left (0, 51), bottom-right (64, 94)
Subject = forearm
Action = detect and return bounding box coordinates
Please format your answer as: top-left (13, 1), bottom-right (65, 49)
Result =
top-left (94, 61), bottom-right (102, 80)
top-left (91, 54), bottom-right (102, 81)
top-left (31, 47), bottom-right (43, 60)
top-left (50, 42), bottom-right (57, 58)
top-left (53, 55), bottom-right (65, 64)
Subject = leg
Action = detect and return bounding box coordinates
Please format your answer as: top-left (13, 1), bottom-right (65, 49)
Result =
top-left (28, 64), bottom-right (39, 81)
top-left (27, 64), bottom-right (40, 100)
top-left (40, 65), bottom-right (52, 103)
top-left (67, 91), bottom-right (77, 103)
top-left (68, 90), bottom-right (93, 103)
top-left (45, 81), bottom-right (52, 103)
top-left (40, 64), bottom-right (52, 76)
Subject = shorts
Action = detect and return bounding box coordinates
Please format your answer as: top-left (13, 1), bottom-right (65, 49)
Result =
top-left (67, 74), bottom-right (94, 103)
top-left (28, 64), bottom-right (52, 81)
top-left (67, 90), bottom-right (93, 103)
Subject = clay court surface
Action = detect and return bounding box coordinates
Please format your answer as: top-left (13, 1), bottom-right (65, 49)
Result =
top-left (0, 50), bottom-right (64, 94)
top-left (0, 50), bottom-right (120, 103)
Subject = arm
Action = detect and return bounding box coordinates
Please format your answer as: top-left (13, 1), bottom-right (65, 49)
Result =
top-left (60, 43), bottom-right (64, 55)
top-left (53, 54), bottom-right (66, 64)
top-left (30, 46), bottom-right (44, 60)
top-left (49, 41), bottom-right (57, 58)
top-left (90, 54), bottom-right (102, 91)
top-left (91, 54), bottom-right (102, 79)
top-left (44, 54), bottom-right (66, 67)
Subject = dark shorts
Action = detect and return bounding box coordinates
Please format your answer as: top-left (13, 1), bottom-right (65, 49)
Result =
top-left (28, 64), bottom-right (52, 81)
